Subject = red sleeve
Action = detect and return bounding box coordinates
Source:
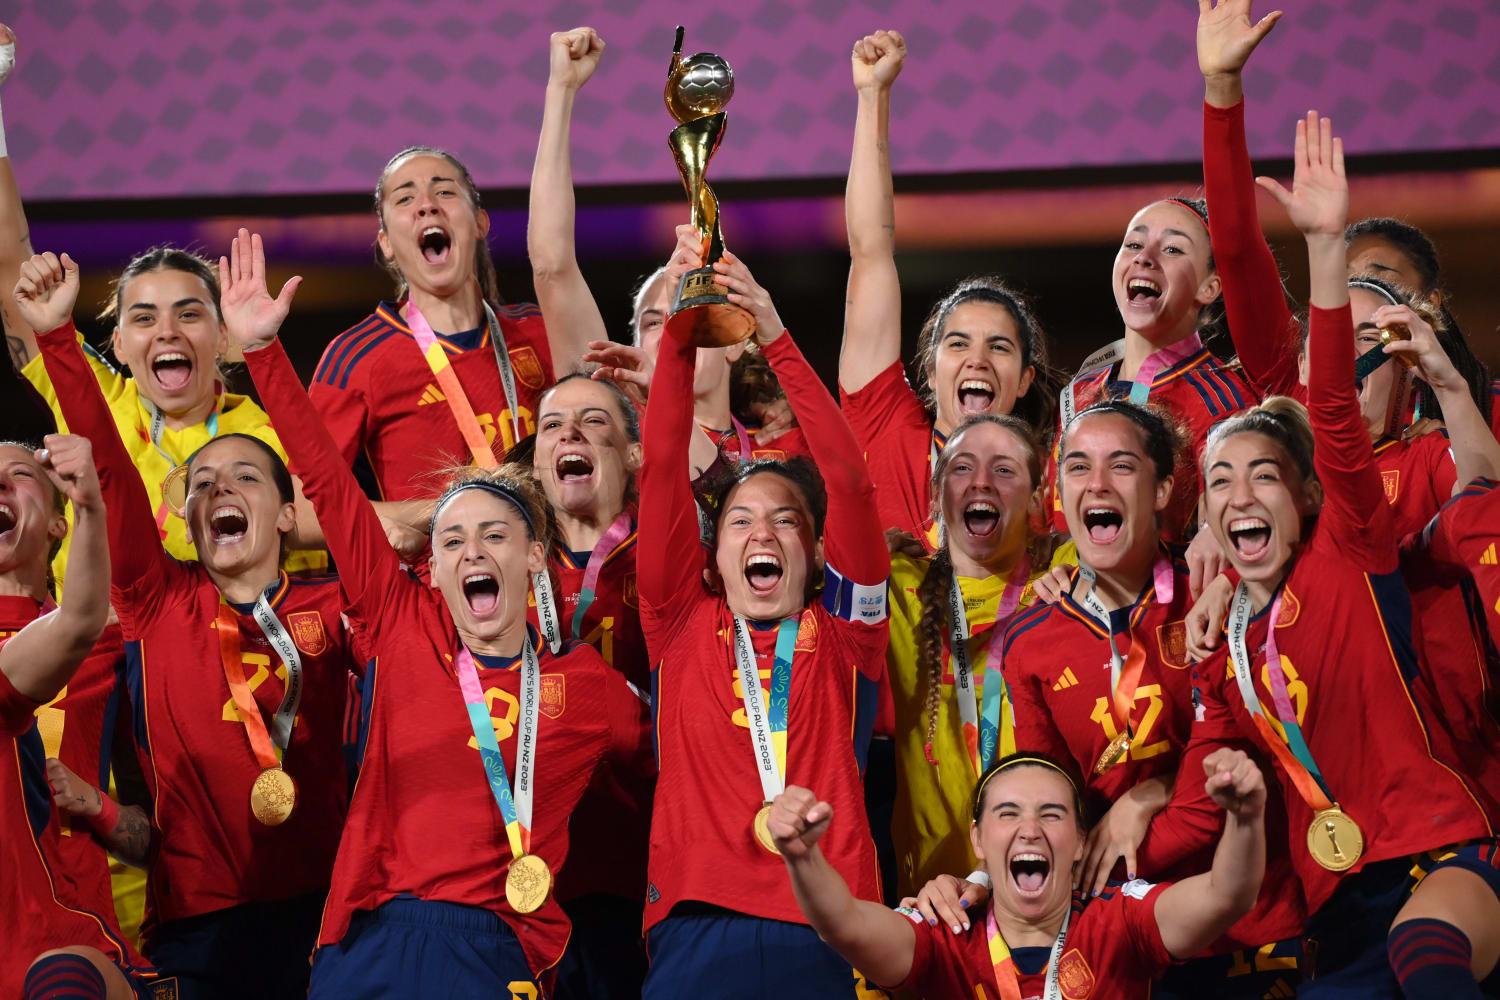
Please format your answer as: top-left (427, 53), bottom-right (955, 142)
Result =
top-left (636, 332), bottom-right (708, 624)
top-left (1117, 882), bottom-right (1175, 976)
top-left (1307, 303), bottom-right (1397, 571)
top-left (764, 333), bottom-right (888, 586)
top-left (35, 321), bottom-right (173, 597)
top-left (604, 665), bottom-right (655, 782)
top-left (1418, 432), bottom-right (1457, 511)
top-left (1135, 734), bottom-right (1228, 876)
top-left (1203, 101), bottom-right (1303, 399)
top-left (244, 339), bottom-right (403, 614)
top-left (308, 337), bottom-right (370, 469)
top-left (838, 360), bottom-right (927, 447)
top-left (0, 664), bottom-right (41, 737)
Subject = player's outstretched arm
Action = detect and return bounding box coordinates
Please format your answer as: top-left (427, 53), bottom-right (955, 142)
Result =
top-left (529, 27), bottom-right (609, 376)
top-left (839, 29), bottom-right (905, 395)
top-left (44, 757), bottom-right (153, 866)
top-left (0, 435), bottom-right (107, 702)
top-left (773, 786), bottom-right (917, 988)
top-left (0, 25), bottom-right (40, 373)
top-left (1153, 748), bottom-right (1266, 959)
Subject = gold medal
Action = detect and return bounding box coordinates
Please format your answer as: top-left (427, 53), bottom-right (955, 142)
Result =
top-left (752, 802), bottom-right (780, 856)
top-left (1092, 731), bottom-right (1131, 776)
top-left (1307, 806), bottom-right (1364, 871)
top-left (505, 852), bottom-right (553, 914)
top-left (250, 766), bottom-right (297, 826)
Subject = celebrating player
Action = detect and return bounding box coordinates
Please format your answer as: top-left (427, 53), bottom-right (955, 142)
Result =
top-left (1189, 102), bottom-right (1500, 996)
top-left (637, 249), bottom-right (889, 999)
top-left (0, 434), bottom-right (155, 1000)
top-left (773, 750), bottom-right (1267, 998)
top-left (838, 30), bottom-right (1053, 549)
top-left (16, 249), bottom-right (357, 1000)
top-left (885, 414), bottom-right (1046, 897)
top-left (218, 230), bottom-right (651, 997)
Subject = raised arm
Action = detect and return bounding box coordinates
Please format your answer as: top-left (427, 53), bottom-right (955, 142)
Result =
top-left (220, 230), bottom-right (403, 606)
top-left (44, 757), bottom-right (153, 867)
top-left (0, 27), bottom-right (39, 374)
top-left (716, 253), bottom-right (888, 585)
top-left (1153, 748), bottom-right (1266, 959)
top-left (528, 27), bottom-right (609, 374)
top-left (839, 29), bottom-right (906, 395)
top-left (17, 254), bottom-right (166, 590)
top-left (0, 436), bottom-right (108, 701)
top-left (771, 786), bottom-right (918, 988)
top-left (1258, 112), bottom-right (1394, 567)
top-left (1197, 0), bottom-right (1299, 396)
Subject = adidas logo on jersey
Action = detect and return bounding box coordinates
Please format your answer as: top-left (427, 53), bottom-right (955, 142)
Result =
top-left (1481, 543), bottom-right (1497, 566)
top-left (418, 383), bottom-right (446, 406)
top-left (1053, 668), bottom-right (1078, 691)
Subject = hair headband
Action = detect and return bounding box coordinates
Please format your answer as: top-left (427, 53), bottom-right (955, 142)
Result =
top-left (973, 754), bottom-right (1079, 814)
top-left (1346, 278), bottom-right (1403, 307)
top-left (429, 480), bottom-right (536, 539)
top-left (1167, 197), bottom-right (1210, 229)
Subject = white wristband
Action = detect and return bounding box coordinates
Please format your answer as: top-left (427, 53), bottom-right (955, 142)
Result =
top-left (0, 39), bottom-right (14, 160)
top-left (964, 869), bottom-right (990, 889)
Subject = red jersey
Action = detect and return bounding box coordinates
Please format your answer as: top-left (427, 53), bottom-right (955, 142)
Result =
top-left (1, 669), bottom-right (149, 997)
top-left (641, 331), bottom-right (889, 931)
top-left (1373, 433), bottom-right (1456, 538)
top-left (896, 883), bottom-right (1173, 1000)
top-left (532, 534), bottom-right (656, 906)
top-left (702, 421), bottom-right (813, 465)
top-left (839, 360), bottom-right (944, 548)
top-left (310, 300), bottom-right (554, 501)
top-left (246, 339), bottom-right (652, 981)
top-left (1490, 379), bottom-right (1500, 440)
top-left (1424, 477), bottom-right (1500, 649)
top-left (36, 323), bottom-right (354, 936)
top-left (0, 597), bottom-right (124, 928)
top-left (1049, 350), bottom-right (1255, 543)
top-left (1002, 559), bottom-right (1304, 946)
top-left (1188, 304), bottom-right (1496, 915)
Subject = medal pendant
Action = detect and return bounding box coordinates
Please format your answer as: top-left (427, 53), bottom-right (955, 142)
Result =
top-left (1307, 806), bottom-right (1364, 872)
top-left (752, 802), bottom-right (780, 856)
top-left (1092, 732), bottom-right (1131, 776)
top-left (250, 766), bottom-right (297, 827)
top-left (505, 853), bottom-right (553, 914)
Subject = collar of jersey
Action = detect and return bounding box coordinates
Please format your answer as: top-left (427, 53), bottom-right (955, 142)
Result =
top-left (378, 300), bottom-right (489, 354)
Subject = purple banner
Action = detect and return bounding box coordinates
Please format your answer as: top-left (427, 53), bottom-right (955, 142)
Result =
top-left (7, 0), bottom-right (1499, 201)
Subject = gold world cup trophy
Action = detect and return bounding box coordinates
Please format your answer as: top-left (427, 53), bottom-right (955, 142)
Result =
top-left (663, 26), bottom-right (756, 346)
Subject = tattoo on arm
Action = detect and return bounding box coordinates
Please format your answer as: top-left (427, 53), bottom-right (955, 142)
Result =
top-left (6, 332), bottom-right (29, 372)
top-left (106, 805), bottom-right (153, 867)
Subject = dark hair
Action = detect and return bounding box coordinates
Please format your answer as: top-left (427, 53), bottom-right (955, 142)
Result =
top-left (913, 276), bottom-right (1056, 434)
top-left (540, 372), bottom-right (642, 444)
top-left (1058, 400), bottom-right (1180, 486)
top-left (729, 343), bottom-right (789, 424)
top-left (913, 414), bottom-right (1043, 764)
top-left (373, 146), bottom-right (502, 309)
top-left (702, 456), bottom-right (828, 544)
top-left (1160, 196), bottom-right (1231, 352)
top-left (1203, 396), bottom-right (1316, 488)
top-left (972, 751), bottom-right (1085, 826)
top-left (185, 433), bottom-right (295, 505)
top-left (0, 440), bottom-right (66, 565)
top-left (1344, 217), bottom-right (1440, 296)
top-left (99, 246), bottom-right (223, 325)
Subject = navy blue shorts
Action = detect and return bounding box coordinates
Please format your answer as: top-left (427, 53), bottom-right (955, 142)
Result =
top-left (552, 894), bottom-right (646, 1000)
top-left (1302, 840), bottom-right (1500, 999)
top-left (643, 905), bottom-right (884, 1000)
top-left (307, 896), bottom-right (539, 1000)
top-left (1154, 937), bottom-right (1302, 1000)
top-left (142, 893), bottom-right (322, 1000)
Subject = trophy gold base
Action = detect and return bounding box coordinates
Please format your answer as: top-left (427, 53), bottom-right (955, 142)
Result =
top-left (665, 266), bottom-right (756, 347)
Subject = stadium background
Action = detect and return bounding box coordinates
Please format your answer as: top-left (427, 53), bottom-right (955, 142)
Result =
top-left (5, 0), bottom-right (1499, 439)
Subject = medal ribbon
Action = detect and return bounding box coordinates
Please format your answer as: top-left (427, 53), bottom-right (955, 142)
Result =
top-left (986, 902), bottom-right (1071, 1000)
top-left (1076, 555), bottom-right (1174, 740)
top-left (945, 556), bottom-right (1030, 777)
top-left (454, 642), bottom-right (541, 859)
top-left (1226, 584), bottom-right (1336, 813)
top-left (143, 396), bottom-right (220, 536)
top-left (729, 417), bottom-right (754, 465)
top-left (732, 615), bottom-right (799, 803)
top-left (570, 513), bottom-right (634, 641)
top-left (1058, 333), bottom-right (1203, 427)
top-left (406, 299), bottom-right (522, 464)
top-left (215, 600), bottom-right (287, 772)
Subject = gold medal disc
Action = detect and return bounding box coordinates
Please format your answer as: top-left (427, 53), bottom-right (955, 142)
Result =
top-left (250, 766), bottom-right (297, 826)
top-left (1093, 732), bottom-right (1131, 776)
top-left (505, 853), bottom-right (553, 914)
top-left (752, 802), bottom-right (780, 856)
top-left (1307, 806), bottom-right (1364, 871)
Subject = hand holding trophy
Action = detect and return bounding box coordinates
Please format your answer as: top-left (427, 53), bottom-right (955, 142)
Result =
top-left (663, 26), bottom-right (756, 346)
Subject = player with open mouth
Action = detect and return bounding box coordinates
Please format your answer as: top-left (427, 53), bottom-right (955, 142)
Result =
top-left (16, 242), bottom-right (358, 1000)
top-left (837, 30), bottom-right (1054, 552)
top-left (770, 749), bottom-right (1269, 999)
top-left (636, 250), bottom-right (890, 999)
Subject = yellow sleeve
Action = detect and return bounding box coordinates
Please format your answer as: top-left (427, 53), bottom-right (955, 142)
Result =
top-left (21, 335), bottom-right (131, 434)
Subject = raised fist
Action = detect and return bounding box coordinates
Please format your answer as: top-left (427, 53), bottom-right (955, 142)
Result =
top-left (14, 252), bottom-right (80, 336)
top-left (851, 29), bottom-right (906, 92)
top-left (768, 786), bottom-right (833, 858)
top-left (549, 27), bottom-right (605, 92)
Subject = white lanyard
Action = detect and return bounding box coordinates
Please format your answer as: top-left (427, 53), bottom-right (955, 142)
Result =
top-left (946, 561), bottom-right (1030, 761)
top-left (454, 639), bottom-right (541, 836)
top-left (248, 584), bottom-right (303, 751)
top-left (530, 570), bottom-right (563, 653)
top-left (732, 615), bottom-right (791, 802)
top-left (1074, 558), bottom-right (1173, 695)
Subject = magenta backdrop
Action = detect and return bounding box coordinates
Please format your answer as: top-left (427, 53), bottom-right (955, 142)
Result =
top-left (8, 0), bottom-right (1499, 201)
